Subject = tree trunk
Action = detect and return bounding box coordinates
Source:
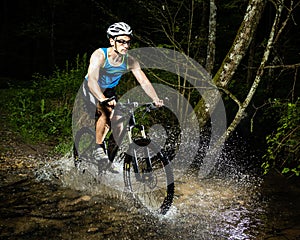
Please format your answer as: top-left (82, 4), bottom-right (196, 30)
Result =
top-left (194, 0), bottom-right (266, 123)
top-left (206, 0), bottom-right (217, 75)
top-left (223, 2), bottom-right (284, 139)
top-left (215, 0), bottom-right (266, 88)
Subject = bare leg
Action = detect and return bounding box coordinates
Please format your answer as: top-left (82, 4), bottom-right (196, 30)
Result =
top-left (95, 102), bottom-right (113, 144)
top-left (111, 114), bottom-right (124, 146)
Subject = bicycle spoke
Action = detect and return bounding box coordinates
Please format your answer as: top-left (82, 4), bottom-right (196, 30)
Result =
top-left (123, 139), bottom-right (174, 214)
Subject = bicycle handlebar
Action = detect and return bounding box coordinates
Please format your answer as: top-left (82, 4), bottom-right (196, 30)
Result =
top-left (100, 96), bottom-right (158, 113)
top-left (100, 96), bottom-right (117, 105)
top-left (121, 101), bottom-right (157, 109)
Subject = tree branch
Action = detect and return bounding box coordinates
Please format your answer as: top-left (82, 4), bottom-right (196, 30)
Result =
top-left (264, 63), bottom-right (300, 69)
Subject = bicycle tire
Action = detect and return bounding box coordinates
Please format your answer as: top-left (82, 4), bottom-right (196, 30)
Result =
top-left (73, 126), bottom-right (100, 175)
top-left (123, 138), bottom-right (174, 215)
top-left (73, 127), bottom-right (123, 176)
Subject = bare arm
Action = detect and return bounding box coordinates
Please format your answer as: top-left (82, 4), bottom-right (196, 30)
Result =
top-left (87, 49), bottom-right (106, 102)
top-left (129, 56), bottom-right (163, 107)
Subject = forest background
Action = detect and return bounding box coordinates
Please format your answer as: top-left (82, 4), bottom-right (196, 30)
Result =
top-left (0, 0), bottom-right (299, 178)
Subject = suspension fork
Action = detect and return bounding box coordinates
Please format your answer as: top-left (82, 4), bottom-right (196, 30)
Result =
top-left (127, 125), bottom-right (154, 182)
top-left (138, 124), bottom-right (153, 172)
top-left (126, 124), bottom-right (141, 180)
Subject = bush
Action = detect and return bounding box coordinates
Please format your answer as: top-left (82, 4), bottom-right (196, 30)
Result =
top-left (7, 54), bottom-right (87, 150)
top-left (262, 98), bottom-right (300, 177)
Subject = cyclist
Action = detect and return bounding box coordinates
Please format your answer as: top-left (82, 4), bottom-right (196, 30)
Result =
top-left (83, 22), bottom-right (163, 170)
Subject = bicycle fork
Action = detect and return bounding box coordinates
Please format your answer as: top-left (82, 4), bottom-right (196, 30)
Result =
top-left (126, 125), bottom-right (155, 185)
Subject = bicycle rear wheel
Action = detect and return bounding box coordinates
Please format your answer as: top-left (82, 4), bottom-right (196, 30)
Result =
top-left (73, 127), bottom-right (99, 175)
top-left (123, 138), bottom-right (174, 215)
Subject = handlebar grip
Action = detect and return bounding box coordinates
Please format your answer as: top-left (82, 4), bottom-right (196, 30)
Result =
top-left (101, 96), bottom-right (116, 105)
top-left (146, 102), bottom-right (158, 111)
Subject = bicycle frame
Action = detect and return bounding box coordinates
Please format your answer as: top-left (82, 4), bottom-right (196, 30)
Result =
top-left (107, 101), bottom-right (154, 182)
top-left (74, 97), bottom-right (175, 215)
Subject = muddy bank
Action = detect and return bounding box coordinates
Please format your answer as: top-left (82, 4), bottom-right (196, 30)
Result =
top-left (0, 171), bottom-right (179, 240)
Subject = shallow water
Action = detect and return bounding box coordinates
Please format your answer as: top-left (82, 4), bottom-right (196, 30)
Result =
top-left (1, 154), bottom-right (300, 240)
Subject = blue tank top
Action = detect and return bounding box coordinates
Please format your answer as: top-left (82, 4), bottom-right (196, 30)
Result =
top-left (85, 48), bottom-right (128, 89)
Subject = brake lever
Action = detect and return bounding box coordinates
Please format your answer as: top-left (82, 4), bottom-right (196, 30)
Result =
top-left (142, 103), bottom-right (157, 118)
top-left (149, 103), bottom-right (157, 110)
top-left (101, 96), bottom-right (116, 106)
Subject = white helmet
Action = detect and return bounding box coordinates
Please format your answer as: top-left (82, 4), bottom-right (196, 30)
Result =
top-left (107, 22), bottom-right (133, 38)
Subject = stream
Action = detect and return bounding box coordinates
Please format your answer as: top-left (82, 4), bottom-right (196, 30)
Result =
top-left (1, 147), bottom-right (300, 240)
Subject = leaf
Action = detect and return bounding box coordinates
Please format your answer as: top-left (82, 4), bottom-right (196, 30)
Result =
top-left (282, 168), bottom-right (290, 174)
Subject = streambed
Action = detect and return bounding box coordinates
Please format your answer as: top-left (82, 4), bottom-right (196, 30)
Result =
top-left (1, 153), bottom-right (300, 240)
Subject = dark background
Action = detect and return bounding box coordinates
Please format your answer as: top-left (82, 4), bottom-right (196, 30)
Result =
top-left (0, 0), bottom-right (299, 177)
top-left (1, 1), bottom-right (299, 83)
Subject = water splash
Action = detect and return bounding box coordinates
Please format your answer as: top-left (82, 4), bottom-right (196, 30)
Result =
top-left (32, 131), bottom-right (268, 239)
top-left (35, 153), bottom-right (126, 198)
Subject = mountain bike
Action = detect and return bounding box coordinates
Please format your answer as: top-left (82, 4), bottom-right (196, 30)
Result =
top-left (73, 97), bottom-right (174, 215)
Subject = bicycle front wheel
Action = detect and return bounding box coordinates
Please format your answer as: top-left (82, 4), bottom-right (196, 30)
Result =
top-left (123, 138), bottom-right (174, 215)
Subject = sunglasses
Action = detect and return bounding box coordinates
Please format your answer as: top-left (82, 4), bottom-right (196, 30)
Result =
top-left (115, 39), bottom-right (131, 45)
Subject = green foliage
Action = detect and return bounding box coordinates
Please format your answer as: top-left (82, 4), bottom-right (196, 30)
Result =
top-left (7, 54), bottom-right (87, 153)
top-left (262, 98), bottom-right (300, 177)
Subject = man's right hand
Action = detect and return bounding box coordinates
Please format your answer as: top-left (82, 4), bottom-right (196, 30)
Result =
top-left (100, 96), bottom-right (116, 108)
